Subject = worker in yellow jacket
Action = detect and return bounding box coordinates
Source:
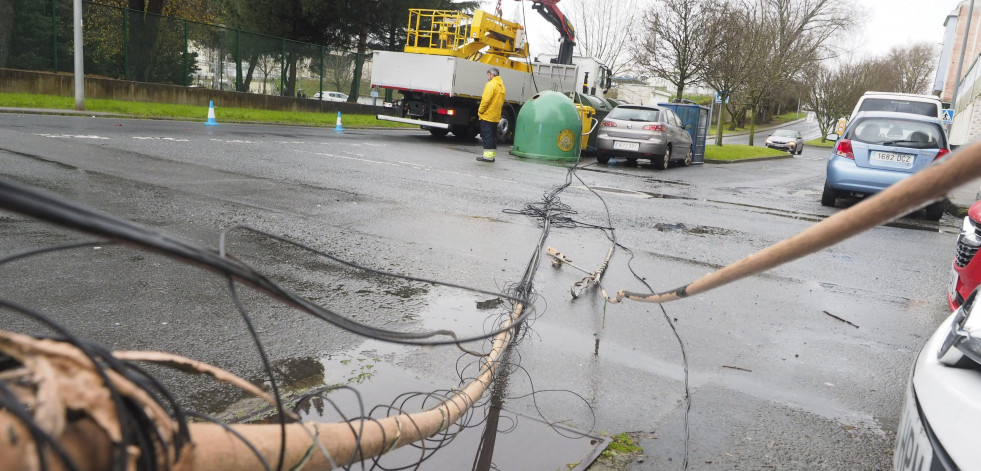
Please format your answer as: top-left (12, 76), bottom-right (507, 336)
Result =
top-left (477, 68), bottom-right (506, 162)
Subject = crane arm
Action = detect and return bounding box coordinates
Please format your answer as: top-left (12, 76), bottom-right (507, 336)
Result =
top-left (521, 0), bottom-right (576, 64)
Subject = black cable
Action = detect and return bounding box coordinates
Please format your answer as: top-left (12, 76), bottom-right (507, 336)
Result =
top-left (225, 279), bottom-right (288, 471)
top-left (618, 243), bottom-right (691, 470)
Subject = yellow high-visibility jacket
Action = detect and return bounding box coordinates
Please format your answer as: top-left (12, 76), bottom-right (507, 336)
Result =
top-left (478, 76), bottom-right (506, 122)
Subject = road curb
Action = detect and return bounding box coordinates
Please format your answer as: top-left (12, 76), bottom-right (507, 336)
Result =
top-left (704, 154), bottom-right (795, 164)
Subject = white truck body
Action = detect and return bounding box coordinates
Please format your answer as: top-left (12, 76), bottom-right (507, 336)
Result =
top-left (535, 54), bottom-right (611, 99)
top-left (370, 51), bottom-right (578, 104)
top-left (370, 50), bottom-right (580, 140)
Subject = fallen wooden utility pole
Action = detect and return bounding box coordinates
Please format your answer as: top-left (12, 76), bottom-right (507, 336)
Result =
top-left (0, 305), bottom-right (521, 471)
top-left (603, 138), bottom-right (981, 305)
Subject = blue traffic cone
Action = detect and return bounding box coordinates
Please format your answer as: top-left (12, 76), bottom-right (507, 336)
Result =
top-left (334, 111), bottom-right (344, 132)
top-left (204, 100), bottom-right (219, 126)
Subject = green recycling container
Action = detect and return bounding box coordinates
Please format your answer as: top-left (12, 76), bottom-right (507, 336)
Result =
top-left (510, 91), bottom-right (583, 161)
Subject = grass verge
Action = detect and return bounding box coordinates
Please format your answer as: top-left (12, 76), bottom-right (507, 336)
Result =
top-left (0, 92), bottom-right (415, 128)
top-left (704, 144), bottom-right (790, 161)
top-left (805, 137), bottom-right (836, 148)
top-left (707, 112), bottom-right (804, 137)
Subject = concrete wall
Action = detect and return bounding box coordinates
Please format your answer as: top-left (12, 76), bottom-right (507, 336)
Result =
top-left (0, 68), bottom-right (395, 116)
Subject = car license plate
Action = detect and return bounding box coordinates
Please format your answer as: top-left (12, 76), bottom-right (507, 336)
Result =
top-left (871, 151), bottom-right (914, 168)
top-left (948, 267), bottom-right (959, 300)
top-left (613, 141), bottom-right (640, 151)
top-left (894, 384), bottom-right (933, 471)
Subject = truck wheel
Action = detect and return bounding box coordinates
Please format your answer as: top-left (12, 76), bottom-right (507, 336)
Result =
top-left (428, 128), bottom-right (449, 137)
top-left (497, 106), bottom-right (516, 144)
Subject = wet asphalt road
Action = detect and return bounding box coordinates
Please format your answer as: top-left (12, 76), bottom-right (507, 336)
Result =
top-left (0, 113), bottom-right (958, 470)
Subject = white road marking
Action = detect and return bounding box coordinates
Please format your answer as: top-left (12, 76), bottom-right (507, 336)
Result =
top-left (34, 133), bottom-right (110, 140)
top-left (133, 136), bottom-right (189, 142)
top-left (209, 138), bottom-right (260, 144)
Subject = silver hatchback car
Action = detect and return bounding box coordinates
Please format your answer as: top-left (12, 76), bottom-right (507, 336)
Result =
top-left (595, 105), bottom-right (693, 169)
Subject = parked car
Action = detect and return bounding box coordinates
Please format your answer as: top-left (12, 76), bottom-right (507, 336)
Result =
top-left (312, 91), bottom-right (348, 102)
top-left (948, 201), bottom-right (981, 310)
top-left (765, 129), bottom-right (804, 154)
top-left (595, 104), bottom-right (694, 169)
top-left (821, 111), bottom-right (950, 220)
top-left (849, 91), bottom-right (943, 121)
top-left (895, 286), bottom-right (981, 470)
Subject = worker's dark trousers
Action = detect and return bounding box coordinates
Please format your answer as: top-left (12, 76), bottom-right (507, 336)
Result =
top-left (479, 120), bottom-right (497, 154)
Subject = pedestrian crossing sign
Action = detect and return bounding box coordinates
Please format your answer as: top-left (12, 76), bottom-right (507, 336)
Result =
top-left (942, 109), bottom-right (954, 123)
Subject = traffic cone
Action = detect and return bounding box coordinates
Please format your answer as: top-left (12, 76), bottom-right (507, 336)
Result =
top-left (204, 100), bottom-right (219, 126)
top-left (334, 111), bottom-right (344, 132)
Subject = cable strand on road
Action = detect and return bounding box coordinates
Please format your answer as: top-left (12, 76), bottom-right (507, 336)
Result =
top-left (501, 103), bottom-right (693, 469)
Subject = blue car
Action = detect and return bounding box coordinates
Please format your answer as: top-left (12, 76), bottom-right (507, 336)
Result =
top-left (821, 111), bottom-right (950, 220)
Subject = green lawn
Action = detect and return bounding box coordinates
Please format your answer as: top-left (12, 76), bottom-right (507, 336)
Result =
top-left (704, 144), bottom-right (789, 161)
top-left (0, 92), bottom-right (414, 128)
top-left (771, 111), bottom-right (805, 124)
top-left (707, 111), bottom-right (804, 137)
top-left (805, 137), bottom-right (836, 148)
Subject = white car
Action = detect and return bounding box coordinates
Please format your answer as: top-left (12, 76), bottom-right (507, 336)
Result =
top-left (894, 288), bottom-right (981, 469)
top-left (312, 91), bottom-right (348, 102)
top-left (850, 92), bottom-right (943, 122)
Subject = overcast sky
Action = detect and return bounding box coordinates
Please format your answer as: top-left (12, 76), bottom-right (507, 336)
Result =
top-left (850, 0), bottom-right (962, 57)
top-left (479, 0), bottom-right (966, 59)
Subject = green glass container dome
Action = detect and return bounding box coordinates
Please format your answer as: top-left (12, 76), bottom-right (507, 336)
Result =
top-left (510, 91), bottom-right (584, 161)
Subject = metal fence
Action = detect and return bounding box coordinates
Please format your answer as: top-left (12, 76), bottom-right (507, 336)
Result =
top-left (0, 0), bottom-right (373, 98)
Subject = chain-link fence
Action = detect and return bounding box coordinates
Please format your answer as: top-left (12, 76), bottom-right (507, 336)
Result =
top-left (0, 0), bottom-right (375, 99)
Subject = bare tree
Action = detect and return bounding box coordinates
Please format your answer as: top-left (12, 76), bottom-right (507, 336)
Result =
top-left (703, 4), bottom-right (753, 144)
top-left (326, 52), bottom-right (355, 93)
top-left (803, 60), bottom-right (879, 142)
top-left (882, 42), bottom-right (938, 94)
top-left (739, 0), bottom-right (857, 145)
top-left (632, 0), bottom-right (731, 99)
top-left (255, 54), bottom-right (277, 94)
top-left (565, 0), bottom-right (642, 77)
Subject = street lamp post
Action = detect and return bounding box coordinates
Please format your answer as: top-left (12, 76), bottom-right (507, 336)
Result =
top-left (73, 0), bottom-right (84, 111)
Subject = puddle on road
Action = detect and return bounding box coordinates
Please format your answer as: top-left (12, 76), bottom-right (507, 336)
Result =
top-left (637, 190), bottom-right (697, 200)
top-left (644, 178), bottom-right (692, 187)
top-left (653, 222), bottom-right (734, 236)
top-left (260, 288), bottom-right (604, 469)
top-left (251, 325), bottom-right (607, 470)
top-left (584, 185), bottom-right (697, 201)
top-left (292, 355), bottom-right (606, 470)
